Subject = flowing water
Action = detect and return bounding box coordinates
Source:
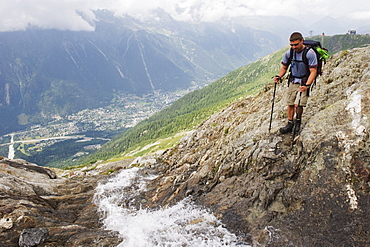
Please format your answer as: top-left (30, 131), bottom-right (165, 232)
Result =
top-left (94, 167), bottom-right (250, 247)
top-left (8, 134), bottom-right (15, 160)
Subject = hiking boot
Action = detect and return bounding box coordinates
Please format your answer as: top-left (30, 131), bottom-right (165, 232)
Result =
top-left (293, 119), bottom-right (301, 134)
top-left (279, 120), bottom-right (294, 134)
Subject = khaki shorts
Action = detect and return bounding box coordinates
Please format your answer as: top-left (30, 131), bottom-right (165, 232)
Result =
top-left (286, 83), bottom-right (309, 107)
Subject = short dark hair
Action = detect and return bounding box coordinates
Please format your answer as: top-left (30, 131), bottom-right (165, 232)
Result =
top-left (290, 32), bottom-right (303, 41)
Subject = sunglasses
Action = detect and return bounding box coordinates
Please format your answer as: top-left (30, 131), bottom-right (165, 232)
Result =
top-left (290, 42), bottom-right (301, 47)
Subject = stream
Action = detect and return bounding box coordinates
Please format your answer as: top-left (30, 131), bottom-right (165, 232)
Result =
top-left (94, 167), bottom-right (250, 247)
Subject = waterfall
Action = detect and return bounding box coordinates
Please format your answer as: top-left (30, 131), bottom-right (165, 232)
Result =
top-left (8, 134), bottom-right (15, 160)
top-left (94, 167), bottom-right (250, 247)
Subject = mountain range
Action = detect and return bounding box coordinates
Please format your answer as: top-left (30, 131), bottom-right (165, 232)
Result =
top-left (1, 9), bottom-right (370, 166)
top-left (0, 10), bottom-right (284, 135)
top-left (2, 9), bottom-right (369, 136)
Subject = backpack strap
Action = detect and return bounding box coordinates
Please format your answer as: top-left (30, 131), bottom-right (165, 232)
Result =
top-left (286, 47), bottom-right (310, 86)
top-left (302, 46), bottom-right (320, 90)
top-left (286, 48), bottom-right (294, 86)
top-left (301, 47), bottom-right (310, 76)
top-left (287, 48), bottom-right (294, 66)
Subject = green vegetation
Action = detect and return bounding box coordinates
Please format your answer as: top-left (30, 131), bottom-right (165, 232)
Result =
top-left (322, 34), bottom-right (370, 51)
top-left (79, 49), bottom-right (284, 165)
top-left (0, 146), bottom-right (8, 157)
top-left (77, 34), bottom-right (370, 166)
top-left (15, 138), bottom-right (108, 168)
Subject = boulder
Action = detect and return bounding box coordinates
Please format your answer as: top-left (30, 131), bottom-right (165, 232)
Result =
top-left (19, 228), bottom-right (49, 247)
top-left (0, 159), bottom-right (122, 246)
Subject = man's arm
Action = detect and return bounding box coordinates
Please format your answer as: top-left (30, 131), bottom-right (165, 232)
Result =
top-left (306, 67), bottom-right (317, 86)
top-left (300, 67), bottom-right (317, 92)
top-left (274, 65), bottom-right (288, 83)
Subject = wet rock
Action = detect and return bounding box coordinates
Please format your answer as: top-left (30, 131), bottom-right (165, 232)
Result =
top-left (0, 158), bottom-right (123, 246)
top-left (2, 159), bottom-right (56, 179)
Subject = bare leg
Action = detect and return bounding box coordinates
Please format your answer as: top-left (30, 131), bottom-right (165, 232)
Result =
top-left (295, 106), bottom-right (303, 119)
top-left (287, 105), bottom-right (295, 120)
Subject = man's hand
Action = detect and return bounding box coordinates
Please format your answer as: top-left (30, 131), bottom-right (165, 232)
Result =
top-left (299, 85), bottom-right (310, 92)
top-left (273, 75), bottom-right (281, 83)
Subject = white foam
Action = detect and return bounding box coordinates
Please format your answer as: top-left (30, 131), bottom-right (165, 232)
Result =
top-left (94, 168), bottom-right (250, 247)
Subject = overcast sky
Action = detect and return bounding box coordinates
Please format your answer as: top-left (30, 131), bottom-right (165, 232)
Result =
top-left (0, 0), bottom-right (369, 32)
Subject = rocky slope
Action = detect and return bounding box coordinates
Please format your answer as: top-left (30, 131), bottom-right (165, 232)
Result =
top-left (1, 46), bottom-right (369, 247)
top-left (142, 46), bottom-right (370, 246)
top-left (0, 157), bottom-right (129, 246)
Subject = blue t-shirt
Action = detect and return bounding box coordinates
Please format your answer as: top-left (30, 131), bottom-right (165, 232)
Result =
top-left (282, 48), bottom-right (318, 84)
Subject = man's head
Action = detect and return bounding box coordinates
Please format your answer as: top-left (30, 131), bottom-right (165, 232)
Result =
top-left (289, 32), bottom-right (304, 52)
top-left (290, 32), bottom-right (303, 42)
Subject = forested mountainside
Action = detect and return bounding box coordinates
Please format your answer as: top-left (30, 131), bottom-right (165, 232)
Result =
top-left (82, 34), bottom-right (370, 166)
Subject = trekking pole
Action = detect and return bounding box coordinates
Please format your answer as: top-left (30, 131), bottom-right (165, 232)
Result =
top-left (291, 91), bottom-right (302, 145)
top-left (268, 83), bottom-right (277, 133)
top-left (269, 77), bottom-right (281, 133)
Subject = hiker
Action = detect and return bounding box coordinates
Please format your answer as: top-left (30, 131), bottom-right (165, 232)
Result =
top-left (274, 32), bottom-right (318, 134)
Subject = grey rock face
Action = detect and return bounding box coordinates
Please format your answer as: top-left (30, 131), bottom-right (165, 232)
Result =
top-left (143, 46), bottom-right (370, 246)
top-left (0, 158), bottom-right (126, 246)
top-left (19, 228), bottom-right (49, 247)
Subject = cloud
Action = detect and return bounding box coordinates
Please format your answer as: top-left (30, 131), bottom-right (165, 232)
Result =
top-left (0, 0), bottom-right (100, 31)
top-left (348, 11), bottom-right (370, 21)
top-left (0, 0), bottom-right (369, 31)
